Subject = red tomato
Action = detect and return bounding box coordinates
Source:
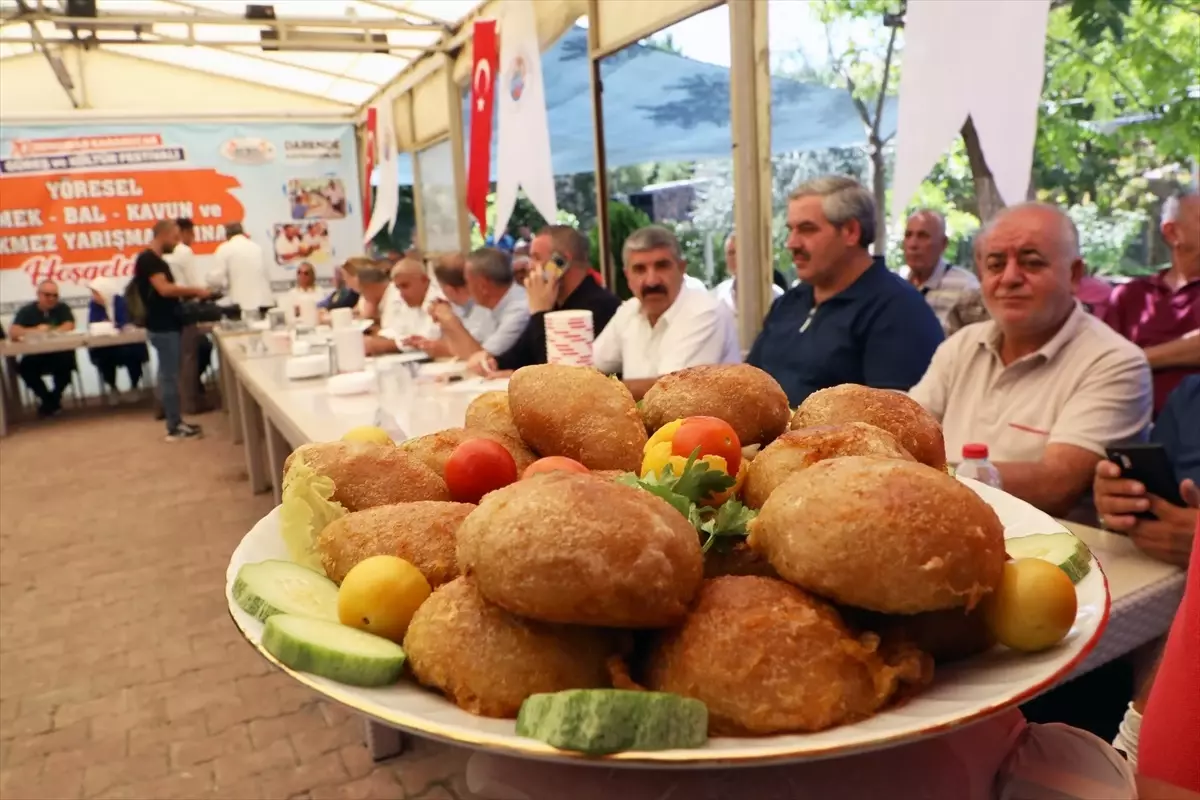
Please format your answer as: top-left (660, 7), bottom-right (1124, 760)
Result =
top-left (522, 456), bottom-right (590, 479)
top-left (670, 416), bottom-right (742, 475)
top-left (444, 439), bottom-right (518, 504)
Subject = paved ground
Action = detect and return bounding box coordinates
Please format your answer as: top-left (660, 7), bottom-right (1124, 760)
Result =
top-left (0, 406), bottom-right (475, 799)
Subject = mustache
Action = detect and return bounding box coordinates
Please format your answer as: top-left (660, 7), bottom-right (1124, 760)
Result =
top-left (641, 285), bottom-right (667, 296)
top-left (790, 248), bottom-right (810, 261)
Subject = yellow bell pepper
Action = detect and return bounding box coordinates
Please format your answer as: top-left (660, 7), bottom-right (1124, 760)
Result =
top-left (639, 436), bottom-right (746, 507)
top-left (644, 418), bottom-right (684, 454)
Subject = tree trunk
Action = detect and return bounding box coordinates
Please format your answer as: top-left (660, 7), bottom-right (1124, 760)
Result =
top-left (961, 115), bottom-right (1006, 222)
top-left (869, 135), bottom-right (888, 254)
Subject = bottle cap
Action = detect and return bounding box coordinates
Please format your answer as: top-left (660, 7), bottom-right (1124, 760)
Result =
top-left (962, 443), bottom-right (989, 460)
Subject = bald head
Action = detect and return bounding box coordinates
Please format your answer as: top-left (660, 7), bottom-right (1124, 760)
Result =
top-left (903, 209), bottom-right (948, 280)
top-left (982, 203), bottom-right (1080, 261)
top-left (1162, 192), bottom-right (1200, 278)
top-left (391, 257), bottom-right (430, 307)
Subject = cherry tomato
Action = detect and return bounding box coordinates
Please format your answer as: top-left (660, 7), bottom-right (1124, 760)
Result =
top-left (522, 456), bottom-right (589, 479)
top-left (444, 439), bottom-right (518, 504)
top-left (670, 416), bottom-right (742, 476)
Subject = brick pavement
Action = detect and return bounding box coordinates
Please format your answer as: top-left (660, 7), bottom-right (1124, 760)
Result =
top-left (0, 407), bottom-right (475, 799)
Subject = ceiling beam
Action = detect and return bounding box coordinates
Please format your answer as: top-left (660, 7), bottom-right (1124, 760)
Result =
top-left (12, 0), bottom-right (79, 107)
top-left (356, 0), bottom-right (451, 28)
top-left (1, 10), bottom-right (443, 32)
top-left (0, 34), bottom-right (426, 53)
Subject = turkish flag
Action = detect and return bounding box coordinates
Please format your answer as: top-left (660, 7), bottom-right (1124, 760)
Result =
top-left (363, 106), bottom-right (377, 233)
top-left (467, 19), bottom-right (499, 239)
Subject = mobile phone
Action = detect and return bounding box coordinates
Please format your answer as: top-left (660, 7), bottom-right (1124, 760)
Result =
top-left (1106, 443), bottom-right (1183, 518)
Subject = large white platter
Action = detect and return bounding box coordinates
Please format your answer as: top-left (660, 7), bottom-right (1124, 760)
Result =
top-left (225, 478), bottom-right (1109, 767)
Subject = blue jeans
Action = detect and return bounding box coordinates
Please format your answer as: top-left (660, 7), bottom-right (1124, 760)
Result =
top-left (147, 330), bottom-right (181, 432)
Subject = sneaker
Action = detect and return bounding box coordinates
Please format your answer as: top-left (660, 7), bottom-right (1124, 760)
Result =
top-left (165, 423), bottom-right (204, 442)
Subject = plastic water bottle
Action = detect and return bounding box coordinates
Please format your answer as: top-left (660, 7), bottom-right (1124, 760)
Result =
top-left (957, 443), bottom-right (1002, 489)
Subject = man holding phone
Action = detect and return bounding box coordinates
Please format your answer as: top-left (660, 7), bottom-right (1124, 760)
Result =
top-left (1094, 375), bottom-right (1200, 567)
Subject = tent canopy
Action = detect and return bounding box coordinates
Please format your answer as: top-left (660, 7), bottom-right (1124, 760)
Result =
top-left (0, 0), bottom-right (484, 112)
top-left (386, 25), bottom-right (897, 182)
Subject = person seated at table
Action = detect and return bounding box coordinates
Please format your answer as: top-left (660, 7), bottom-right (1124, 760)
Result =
top-left (420, 249), bottom-right (530, 366)
top-left (281, 262), bottom-right (320, 324)
top-left (711, 233), bottom-right (784, 321)
top-left (899, 209), bottom-right (980, 332)
top-left (9, 280), bottom-right (77, 417)
top-left (472, 225), bottom-right (621, 376)
top-left (318, 263), bottom-right (359, 313)
top-left (1093, 375), bottom-right (1200, 568)
top-left (1103, 191), bottom-right (1200, 417)
top-left (909, 202), bottom-right (1153, 519)
top-left (746, 176), bottom-right (944, 406)
top-left (361, 261), bottom-right (440, 355)
top-left (592, 225), bottom-right (740, 400)
top-left (401, 255), bottom-right (485, 359)
top-left (87, 277), bottom-right (148, 400)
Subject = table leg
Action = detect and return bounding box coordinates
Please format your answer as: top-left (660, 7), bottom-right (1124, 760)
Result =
top-left (223, 354), bottom-right (243, 445)
top-left (262, 411), bottom-right (290, 505)
top-left (363, 719), bottom-right (405, 761)
top-left (238, 382), bottom-right (270, 495)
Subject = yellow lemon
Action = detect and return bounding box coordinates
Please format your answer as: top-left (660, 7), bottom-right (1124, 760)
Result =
top-left (341, 426), bottom-right (393, 446)
top-left (983, 558), bottom-right (1077, 653)
top-left (337, 555), bottom-right (431, 643)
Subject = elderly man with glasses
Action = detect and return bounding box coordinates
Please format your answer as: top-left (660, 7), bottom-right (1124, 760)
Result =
top-left (8, 280), bottom-right (77, 417)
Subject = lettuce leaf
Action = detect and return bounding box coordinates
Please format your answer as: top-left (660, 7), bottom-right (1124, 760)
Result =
top-left (278, 462), bottom-right (346, 575)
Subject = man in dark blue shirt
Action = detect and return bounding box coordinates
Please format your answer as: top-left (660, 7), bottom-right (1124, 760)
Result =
top-left (747, 176), bottom-right (944, 406)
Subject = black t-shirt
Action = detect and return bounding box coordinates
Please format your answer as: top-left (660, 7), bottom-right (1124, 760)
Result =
top-left (134, 249), bottom-right (181, 332)
top-left (13, 301), bottom-right (75, 329)
top-left (495, 274), bottom-right (622, 371)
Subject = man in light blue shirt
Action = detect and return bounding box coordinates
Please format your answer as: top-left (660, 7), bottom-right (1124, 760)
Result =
top-left (432, 247), bottom-right (530, 363)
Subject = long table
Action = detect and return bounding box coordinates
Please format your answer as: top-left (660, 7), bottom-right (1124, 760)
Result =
top-left (213, 330), bottom-right (1187, 764)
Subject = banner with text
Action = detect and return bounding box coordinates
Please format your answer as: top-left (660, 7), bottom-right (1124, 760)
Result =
top-left (0, 122), bottom-right (362, 313)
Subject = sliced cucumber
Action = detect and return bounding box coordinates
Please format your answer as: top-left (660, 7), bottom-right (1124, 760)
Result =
top-left (233, 560), bottom-right (339, 622)
top-left (262, 614), bottom-right (406, 687)
top-left (517, 689), bottom-right (708, 755)
top-left (1006, 532), bottom-right (1092, 584)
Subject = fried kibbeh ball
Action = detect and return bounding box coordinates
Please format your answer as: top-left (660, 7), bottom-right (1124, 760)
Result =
top-left (283, 441), bottom-right (450, 511)
top-left (457, 472), bottom-right (703, 628)
top-left (641, 364), bottom-right (790, 446)
top-left (404, 578), bottom-right (615, 718)
top-left (646, 577), bottom-right (930, 735)
top-left (316, 501), bottom-right (474, 585)
top-left (399, 427), bottom-right (537, 477)
top-left (464, 391), bottom-right (522, 442)
top-left (743, 422), bottom-right (916, 509)
top-left (747, 457), bottom-right (1006, 614)
top-left (508, 365), bottom-right (647, 472)
top-left (845, 606), bottom-right (997, 664)
top-left (590, 469), bottom-right (632, 483)
top-left (790, 384), bottom-right (947, 470)
top-left (702, 541), bottom-right (779, 580)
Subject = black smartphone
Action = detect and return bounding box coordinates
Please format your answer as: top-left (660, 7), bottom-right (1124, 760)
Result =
top-left (1106, 443), bottom-right (1183, 518)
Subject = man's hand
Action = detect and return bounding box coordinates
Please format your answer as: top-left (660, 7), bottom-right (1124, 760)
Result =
top-left (466, 349), bottom-right (498, 377)
top-left (1096, 458), bottom-right (1198, 567)
top-left (525, 267), bottom-right (559, 314)
top-left (363, 335), bottom-right (397, 356)
top-left (427, 298), bottom-right (456, 325)
top-left (194, 288), bottom-right (212, 300)
top-left (36, 324), bottom-right (50, 332)
top-left (1094, 459), bottom-right (1149, 531)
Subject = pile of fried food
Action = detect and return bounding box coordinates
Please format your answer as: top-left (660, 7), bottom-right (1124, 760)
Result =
top-left (235, 363), bottom-right (1089, 754)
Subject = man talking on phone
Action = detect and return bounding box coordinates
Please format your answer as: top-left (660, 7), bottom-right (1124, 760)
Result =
top-left (1094, 375), bottom-right (1200, 567)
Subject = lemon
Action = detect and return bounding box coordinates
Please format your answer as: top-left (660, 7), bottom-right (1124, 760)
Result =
top-left (341, 426), bottom-right (393, 445)
top-left (337, 556), bottom-right (431, 643)
top-left (983, 558), bottom-right (1077, 653)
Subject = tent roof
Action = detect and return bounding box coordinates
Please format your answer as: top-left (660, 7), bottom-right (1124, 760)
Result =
top-left (0, 0), bottom-right (483, 109)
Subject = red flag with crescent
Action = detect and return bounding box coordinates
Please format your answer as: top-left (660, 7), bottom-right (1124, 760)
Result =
top-left (363, 105), bottom-right (377, 233)
top-left (468, 19), bottom-right (499, 238)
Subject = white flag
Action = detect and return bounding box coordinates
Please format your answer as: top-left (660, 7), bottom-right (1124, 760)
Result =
top-left (891, 0), bottom-right (1050, 220)
top-left (493, 0), bottom-right (557, 237)
top-left (364, 99), bottom-right (400, 244)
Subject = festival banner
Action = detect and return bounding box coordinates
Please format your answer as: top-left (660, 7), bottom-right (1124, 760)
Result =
top-left (0, 122), bottom-right (363, 317)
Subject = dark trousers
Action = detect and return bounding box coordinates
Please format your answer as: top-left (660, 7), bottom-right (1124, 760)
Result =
top-left (18, 353), bottom-right (74, 410)
top-left (91, 345), bottom-right (145, 391)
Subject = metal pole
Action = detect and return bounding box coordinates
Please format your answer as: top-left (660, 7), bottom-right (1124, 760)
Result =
top-left (586, 0), bottom-right (613, 289)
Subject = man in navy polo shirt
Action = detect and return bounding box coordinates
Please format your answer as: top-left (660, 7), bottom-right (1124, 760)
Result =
top-left (747, 175), bottom-right (943, 406)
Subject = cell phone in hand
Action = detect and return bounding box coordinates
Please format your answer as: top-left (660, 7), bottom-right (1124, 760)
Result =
top-left (1106, 443), bottom-right (1183, 519)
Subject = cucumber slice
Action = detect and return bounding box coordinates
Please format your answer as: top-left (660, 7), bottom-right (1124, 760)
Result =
top-left (262, 614), bottom-right (406, 687)
top-left (233, 560), bottom-right (339, 622)
top-left (1006, 533), bottom-right (1092, 584)
top-left (517, 689), bottom-right (708, 755)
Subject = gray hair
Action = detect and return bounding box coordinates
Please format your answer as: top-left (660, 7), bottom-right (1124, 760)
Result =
top-left (789, 175), bottom-right (876, 248)
top-left (621, 224), bottom-right (682, 265)
top-left (907, 208), bottom-right (947, 240)
top-left (357, 266), bottom-right (390, 286)
top-left (1162, 190), bottom-right (1199, 225)
top-left (979, 202), bottom-right (1081, 260)
top-left (465, 247), bottom-right (513, 286)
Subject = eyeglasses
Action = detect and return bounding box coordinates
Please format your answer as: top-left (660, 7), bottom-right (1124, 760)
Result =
top-left (39, 291), bottom-right (58, 299)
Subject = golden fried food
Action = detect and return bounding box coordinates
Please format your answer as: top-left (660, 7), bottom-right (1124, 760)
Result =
top-left (589, 469), bottom-right (632, 482)
top-left (464, 391), bottom-right (522, 442)
top-left (508, 365), bottom-right (646, 472)
top-left (283, 441), bottom-right (450, 511)
top-left (702, 542), bottom-right (779, 580)
top-left (641, 364), bottom-right (790, 446)
top-left (403, 578), bottom-right (615, 718)
top-left (790, 384), bottom-right (946, 470)
top-left (748, 457), bottom-right (1006, 614)
top-left (743, 422), bottom-right (915, 509)
top-left (457, 472), bottom-right (703, 628)
top-left (847, 606), bottom-right (997, 664)
top-left (399, 427), bottom-right (537, 477)
top-left (646, 577), bottom-right (930, 735)
top-left (316, 501), bottom-right (474, 585)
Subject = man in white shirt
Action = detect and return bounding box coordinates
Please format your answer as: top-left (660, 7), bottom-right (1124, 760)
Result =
top-left (899, 209), bottom-right (980, 332)
top-left (365, 258), bottom-right (440, 355)
top-left (711, 233), bottom-right (784, 315)
top-left (165, 217), bottom-right (200, 287)
top-left (594, 225), bottom-right (740, 399)
top-left (433, 248), bottom-right (531, 366)
top-left (214, 222), bottom-right (275, 313)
